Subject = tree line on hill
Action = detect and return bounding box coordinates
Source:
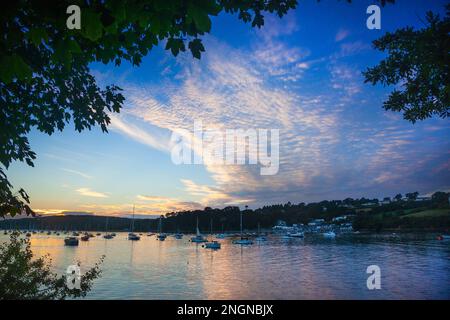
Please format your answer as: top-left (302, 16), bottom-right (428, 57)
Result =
top-left (0, 191), bottom-right (448, 233)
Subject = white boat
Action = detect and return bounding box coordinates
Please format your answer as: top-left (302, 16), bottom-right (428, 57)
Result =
top-left (191, 216), bottom-right (207, 243)
top-left (438, 234), bottom-right (450, 240)
top-left (128, 205), bottom-right (140, 241)
top-left (233, 211), bottom-right (253, 245)
top-left (323, 231), bottom-right (336, 238)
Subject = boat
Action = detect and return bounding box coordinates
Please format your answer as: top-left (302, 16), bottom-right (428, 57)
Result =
top-left (215, 233), bottom-right (226, 239)
top-left (437, 234), bottom-right (450, 240)
top-left (288, 232), bottom-right (304, 238)
top-left (72, 232), bottom-right (79, 236)
top-left (64, 237), bottom-right (79, 246)
top-left (128, 205), bottom-right (141, 241)
top-left (128, 233), bottom-right (140, 240)
top-left (204, 241), bottom-right (221, 249)
top-left (156, 216), bottom-right (167, 241)
top-left (232, 211), bottom-right (253, 245)
top-left (80, 234), bottom-right (90, 241)
top-left (174, 233), bottom-right (183, 239)
top-left (233, 237), bottom-right (253, 245)
top-left (103, 217), bottom-right (113, 239)
top-left (157, 234), bottom-right (167, 240)
top-left (323, 231), bottom-right (336, 238)
top-left (191, 216), bottom-right (207, 243)
top-left (204, 218), bottom-right (221, 249)
top-left (255, 223), bottom-right (267, 241)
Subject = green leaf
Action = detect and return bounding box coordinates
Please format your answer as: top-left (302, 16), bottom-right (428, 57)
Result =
top-left (82, 10), bottom-right (103, 41)
top-left (27, 28), bottom-right (49, 46)
top-left (52, 40), bottom-right (71, 66)
top-left (66, 38), bottom-right (82, 54)
top-left (187, 4), bottom-right (211, 32)
top-left (188, 39), bottom-right (205, 59)
top-left (0, 54), bottom-right (32, 83)
top-left (165, 38), bottom-right (185, 56)
top-left (107, 0), bottom-right (126, 23)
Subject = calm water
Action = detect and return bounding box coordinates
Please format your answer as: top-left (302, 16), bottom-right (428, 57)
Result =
top-left (1, 233), bottom-right (449, 299)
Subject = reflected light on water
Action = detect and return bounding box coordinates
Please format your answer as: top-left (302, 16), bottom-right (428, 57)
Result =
top-left (2, 233), bottom-right (449, 299)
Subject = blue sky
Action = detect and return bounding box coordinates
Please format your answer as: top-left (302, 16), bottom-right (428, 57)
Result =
top-left (8, 0), bottom-right (450, 217)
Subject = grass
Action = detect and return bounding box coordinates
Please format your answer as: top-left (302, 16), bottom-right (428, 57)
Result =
top-left (401, 209), bottom-right (450, 219)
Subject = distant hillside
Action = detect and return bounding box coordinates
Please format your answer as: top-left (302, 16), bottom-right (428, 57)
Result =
top-left (1, 192), bottom-right (449, 232)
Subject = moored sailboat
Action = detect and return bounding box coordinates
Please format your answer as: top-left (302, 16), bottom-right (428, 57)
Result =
top-left (191, 216), bottom-right (207, 243)
top-left (128, 205), bottom-right (140, 241)
top-left (103, 216), bottom-right (114, 239)
top-left (233, 210), bottom-right (253, 245)
top-left (156, 215), bottom-right (167, 240)
top-left (204, 218), bottom-right (221, 249)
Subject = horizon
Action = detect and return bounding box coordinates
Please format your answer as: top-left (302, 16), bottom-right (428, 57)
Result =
top-left (6, 0), bottom-right (449, 218)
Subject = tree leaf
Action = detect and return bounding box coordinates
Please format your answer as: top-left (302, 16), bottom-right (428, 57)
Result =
top-left (82, 10), bottom-right (103, 41)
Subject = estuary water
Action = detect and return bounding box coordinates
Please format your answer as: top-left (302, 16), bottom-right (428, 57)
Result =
top-left (1, 233), bottom-right (449, 299)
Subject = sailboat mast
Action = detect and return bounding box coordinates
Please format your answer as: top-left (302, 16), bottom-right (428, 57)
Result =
top-left (240, 211), bottom-right (243, 237)
top-left (131, 205), bottom-right (135, 232)
top-left (196, 216), bottom-right (199, 235)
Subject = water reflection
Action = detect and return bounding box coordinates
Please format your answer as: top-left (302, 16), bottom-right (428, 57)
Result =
top-left (1, 233), bottom-right (449, 299)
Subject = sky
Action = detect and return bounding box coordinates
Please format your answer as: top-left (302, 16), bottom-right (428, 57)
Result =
top-left (7, 0), bottom-right (450, 218)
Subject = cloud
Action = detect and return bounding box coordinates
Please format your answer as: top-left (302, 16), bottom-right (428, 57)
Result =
top-left (79, 200), bottom-right (203, 216)
top-left (76, 188), bottom-right (109, 198)
top-left (110, 114), bottom-right (170, 152)
top-left (101, 32), bottom-right (449, 207)
top-left (329, 63), bottom-right (362, 96)
top-left (335, 29), bottom-right (349, 42)
top-left (136, 195), bottom-right (173, 202)
top-left (338, 41), bottom-right (370, 57)
top-left (61, 168), bottom-right (92, 179)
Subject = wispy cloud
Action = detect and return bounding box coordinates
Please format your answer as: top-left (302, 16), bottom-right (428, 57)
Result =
top-left (335, 28), bottom-right (349, 42)
top-left (61, 168), bottom-right (92, 179)
top-left (76, 188), bottom-right (109, 198)
top-left (110, 114), bottom-right (170, 152)
top-left (94, 24), bottom-right (449, 208)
